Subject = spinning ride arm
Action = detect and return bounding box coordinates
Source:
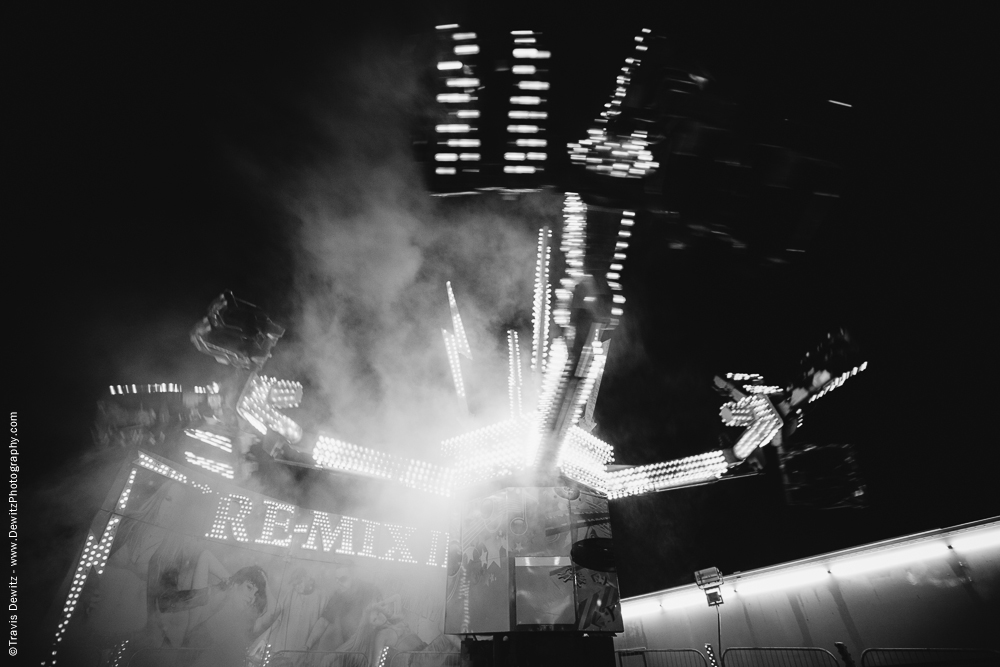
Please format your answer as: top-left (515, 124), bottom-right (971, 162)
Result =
top-left (535, 275), bottom-right (614, 474)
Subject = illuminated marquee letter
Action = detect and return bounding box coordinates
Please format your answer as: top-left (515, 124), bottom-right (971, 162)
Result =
top-left (255, 500), bottom-right (298, 548)
top-left (426, 530), bottom-right (449, 568)
top-left (381, 523), bottom-right (418, 563)
top-left (356, 519), bottom-right (379, 559)
top-left (302, 512), bottom-right (357, 554)
top-left (206, 494), bottom-right (253, 542)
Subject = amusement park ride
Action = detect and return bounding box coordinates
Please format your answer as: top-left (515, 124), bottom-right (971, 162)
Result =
top-left (47, 24), bottom-right (866, 667)
top-left (163, 201), bottom-right (865, 665)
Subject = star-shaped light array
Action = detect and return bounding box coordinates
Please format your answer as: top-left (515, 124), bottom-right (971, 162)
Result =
top-left (565, 29), bottom-right (660, 179)
top-left (302, 192), bottom-right (867, 499)
top-left (305, 192), bottom-right (716, 497)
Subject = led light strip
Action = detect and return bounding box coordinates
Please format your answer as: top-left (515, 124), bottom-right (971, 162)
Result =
top-left (720, 394), bottom-right (783, 459)
top-left (446, 282), bottom-right (472, 359)
top-left (109, 639), bottom-right (129, 667)
top-left (727, 372), bottom-right (763, 382)
top-left (607, 451), bottom-right (730, 499)
top-left (135, 452), bottom-right (213, 496)
top-left (136, 453), bottom-right (213, 495)
top-left (566, 30), bottom-right (660, 179)
top-left (507, 330), bottom-right (523, 417)
top-left (108, 382), bottom-right (182, 395)
top-left (116, 469), bottom-right (138, 512)
top-left (554, 193), bottom-right (586, 328)
top-left (237, 374), bottom-right (304, 443)
top-left (449, 417), bottom-right (533, 485)
top-left (531, 227), bottom-right (552, 374)
top-left (313, 435), bottom-right (454, 496)
top-left (442, 282), bottom-right (472, 407)
top-left (184, 451), bottom-right (235, 480)
top-left (442, 329), bottom-right (467, 403)
top-left (434, 24), bottom-right (481, 174)
top-left (265, 378), bottom-right (303, 409)
top-left (608, 211), bottom-right (634, 321)
top-left (437, 410), bottom-right (615, 490)
top-left (567, 336), bottom-right (607, 429)
top-left (138, 451), bottom-right (187, 484)
top-left (533, 338), bottom-right (569, 467)
top-left (512, 48), bottom-right (550, 59)
top-left (557, 426), bottom-right (614, 493)
top-left (47, 515), bottom-right (122, 661)
top-left (808, 361), bottom-right (868, 403)
top-left (744, 385), bottom-right (783, 394)
top-left (184, 428), bottom-right (233, 453)
top-left (506, 31), bottom-right (548, 172)
top-left (732, 396), bottom-right (782, 459)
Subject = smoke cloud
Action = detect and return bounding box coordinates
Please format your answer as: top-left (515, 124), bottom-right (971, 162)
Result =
top-left (263, 35), bottom-right (550, 458)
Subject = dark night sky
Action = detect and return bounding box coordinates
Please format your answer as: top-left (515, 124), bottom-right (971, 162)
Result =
top-left (10, 2), bottom-right (997, 652)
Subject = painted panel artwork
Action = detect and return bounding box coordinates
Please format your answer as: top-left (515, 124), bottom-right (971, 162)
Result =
top-left (444, 490), bottom-right (511, 633)
top-left (444, 487), bottom-right (623, 635)
top-left (51, 453), bottom-right (457, 667)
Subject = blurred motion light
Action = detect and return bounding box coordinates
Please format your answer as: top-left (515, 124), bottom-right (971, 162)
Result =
top-left (606, 451), bottom-right (729, 499)
top-left (808, 361), bottom-right (868, 403)
top-left (509, 110), bottom-right (547, 119)
top-left (184, 451), bottom-right (235, 480)
top-left (437, 93), bottom-right (472, 104)
top-left (184, 428), bottom-right (233, 453)
top-left (513, 48), bottom-right (551, 59)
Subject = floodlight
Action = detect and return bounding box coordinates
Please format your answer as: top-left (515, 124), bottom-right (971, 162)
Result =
top-left (695, 567), bottom-right (725, 607)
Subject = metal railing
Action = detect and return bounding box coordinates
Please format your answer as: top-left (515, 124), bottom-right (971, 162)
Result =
top-left (722, 647), bottom-right (841, 667)
top-left (388, 651), bottom-right (461, 667)
top-left (860, 649), bottom-right (1000, 667)
top-left (125, 648), bottom-right (370, 667)
top-left (616, 648), bottom-right (711, 667)
top-left (264, 650), bottom-right (370, 666)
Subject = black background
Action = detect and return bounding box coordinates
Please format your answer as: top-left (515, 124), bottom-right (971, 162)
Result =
top-left (10, 2), bottom-right (996, 657)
